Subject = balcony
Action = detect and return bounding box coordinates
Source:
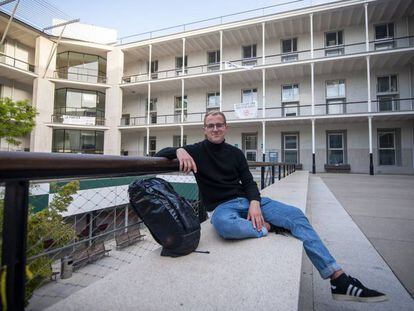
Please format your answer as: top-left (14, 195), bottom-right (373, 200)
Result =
top-left (0, 52), bottom-right (37, 84)
top-left (52, 107), bottom-right (106, 126)
top-left (53, 67), bottom-right (107, 84)
top-left (120, 98), bottom-right (414, 127)
top-left (121, 35), bottom-right (414, 85)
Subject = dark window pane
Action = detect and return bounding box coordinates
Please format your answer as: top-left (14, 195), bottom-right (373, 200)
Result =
top-left (285, 135), bottom-right (297, 149)
top-left (282, 39), bottom-right (291, 53)
top-left (377, 76), bottom-right (389, 92)
top-left (338, 31), bottom-right (343, 45)
top-left (379, 150), bottom-right (395, 165)
top-left (378, 97), bottom-right (393, 111)
top-left (326, 32), bottom-right (337, 46)
top-left (95, 131), bottom-right (104, 152)
top-left (252, 45), bottom-right (256, 57)
top-left (217, 50), bottom-right (220, 62)
top-left (388, 23), bottom-right (394, 37)
top-left (329, 150), bottom-right (344, 165)
top-left (243, 46), bottom-right (251, 58)
top-left (390, 75), bottom-right (398, 92)
top-left (208, 52), bottom-right (215, 64)
top-left (292, 38), bottom-right (297, 51)
top-left (329, 134), bottom-right (343, 148)
top-left (379, 133), bottom-right (394, 148)
top-left (285, 151), bottom-right (298, 163)
top-left (375, 24), bottom-right (387, 39)
top-left (52, 129), bottom-right (64, 152)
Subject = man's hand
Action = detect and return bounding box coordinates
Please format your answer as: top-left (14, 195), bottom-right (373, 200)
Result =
top-left (247, 200), bottom-right (264, 231)
top-left (176, 148), bottom-right (198, 174)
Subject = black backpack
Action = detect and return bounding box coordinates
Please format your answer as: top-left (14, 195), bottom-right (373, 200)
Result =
top-left (128, 177), bottom-right (201, 257)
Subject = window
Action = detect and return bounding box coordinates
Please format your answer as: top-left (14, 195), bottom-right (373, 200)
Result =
top-left (173, 135), bottom-right (187, 148)
top-left (121, 114), bottom-right (130, 126)
top-left (144, 136), bottom-right (156, 156)
top-left (377, 75), bottom-right (399, 111)
top-left (282, 103), bottom-right (299, 117)
top-left (145, 98), bottom-right (157, 124)
top-left (327, 131), bottom-right (346, 165)
top-left (175, 56), bottom-right (188, 75)
top-left (242, 133), bottom-right (257, 161)
top-left (378, 129), bottom-right (400, 165)
top-left (207, 50), bottom-right (220, 71)
top-left (242, 89), bottom-right (257, 104)
top-left (207, 92), bottom-right (220, 110)
top-left (242, 44), bottom-right (257, 66)
top-left (282, 84), bottom-right (299, 102)
top-left (326, 80), bottom-right (346, 114)
top-left (52, 129), bottom-right (104, 154)
top-left (281, 38), bottom-right (298, 62)
top-left (375, 23), bottom-right (395, 50)
top-left (150, 60), bottom-right (158, 79)
top-left (325, 30), bottom-right (344, 56)
top-left (282, 133), bottom-right (299, 164)
top-left (174, 95), bottom-right (188, 122)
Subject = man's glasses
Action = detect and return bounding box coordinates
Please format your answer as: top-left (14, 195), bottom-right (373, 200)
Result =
top-left (204, 123), bottom-right (226, 130)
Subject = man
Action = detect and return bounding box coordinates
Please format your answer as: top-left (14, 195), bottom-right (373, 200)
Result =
top-left (156, 110), bottom-right (387, 303)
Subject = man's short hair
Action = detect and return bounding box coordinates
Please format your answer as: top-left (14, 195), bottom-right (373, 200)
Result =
top-left (203, 110), bottom-right (227, 125)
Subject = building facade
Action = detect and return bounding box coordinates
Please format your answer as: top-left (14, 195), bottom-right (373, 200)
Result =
top-left (1, 0), bottom-right (414, 174)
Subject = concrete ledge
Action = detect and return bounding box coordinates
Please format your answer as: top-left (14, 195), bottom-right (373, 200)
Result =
top-left (47, 171), bottom-right (309, 311)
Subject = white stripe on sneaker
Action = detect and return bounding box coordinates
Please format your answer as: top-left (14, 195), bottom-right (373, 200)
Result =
top-left (356, 288), bottom-right (363, 297)
top-left (351, 287), bottom-right (359, 296)
top-left (346, 284), bottom-right (353, 296)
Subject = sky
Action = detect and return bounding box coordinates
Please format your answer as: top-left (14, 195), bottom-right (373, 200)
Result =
top-left (46, 0), bottom-right (333, 39)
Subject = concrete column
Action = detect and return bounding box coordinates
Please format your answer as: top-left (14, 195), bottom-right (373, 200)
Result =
top-left (368, 116), bottom-right (374, 175)
top-left (311, 62), bottom-right (315, 115)
top-left (366, 56), bottom-right (371, 112)
top-left (262, 69), bottom-right (266, 118)
top-left (262, 22), bottom-right (265, 65)
top-left (219, 31), bottom-right (223, 70)
top-left (219, 74), bottom-right (223, 111)
top-left (310, 13), bottom-right (314, 58)
top-left (312, 118), bottom-right (316, 174)
top-left (364, 3), bottom-right (369, 52)
top-left (104, 48), bottom-right (124, 155)
top-left (30, 36), bottom-right (56, 152)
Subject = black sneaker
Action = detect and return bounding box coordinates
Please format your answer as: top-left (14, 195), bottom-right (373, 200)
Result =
top-left (330, 274), bottom-right (388, 302)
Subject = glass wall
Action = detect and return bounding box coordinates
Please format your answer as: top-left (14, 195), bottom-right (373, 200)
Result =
top-left (56, 51), bottom-right (107, 83)
top-left (52, 129), bottom-right (104, 154)
top-left (53, 88), bottom-right (105, 125)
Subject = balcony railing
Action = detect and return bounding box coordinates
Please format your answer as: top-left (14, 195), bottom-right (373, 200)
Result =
top-left (52, 107), bottom-right (106, 126)
top-left (54, 67), bottom-right (107, 84)
top-left (0, 52), bottom-right (35, 72)
top-left (0, 151), bottom-right (295, 310)
top-left (121, 36), bottom-right (414, 84)
top-left (120, 98), bottom-right (414, 126)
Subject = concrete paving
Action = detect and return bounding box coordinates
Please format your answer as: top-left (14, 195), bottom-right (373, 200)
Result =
top-left (319, 173), bottom-right (414, 299)
top-left (299, 175), bottom-right (414, 311)
top-left (45, 171), bottom-right (309, 311)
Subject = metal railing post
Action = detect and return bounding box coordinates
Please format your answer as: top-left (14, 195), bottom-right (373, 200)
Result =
top-left (278, 165), bottom-right (281, 180)
top-left (283, 165), bottom-right (286, 177)
top-left (261, 165), bottom-right (265, 190)
top-left (1, 180), bottom-right (29, 311)
top-left (271, 165), bottom-right (275, 184)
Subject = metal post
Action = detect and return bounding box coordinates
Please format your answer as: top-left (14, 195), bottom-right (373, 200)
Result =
top-left (146, 127), bottom-right (150, 156)
top-left (262, 69), bottom-right (266, 118)
top-left (261, 166), bottom-right (265, 190)
top-left (262, 22), bottom-right (266, 65)
top-left (147, 84), bottom-right (151, 124)
top-left (283, 164), bottom-right (286, 177)
top-left (364, 3), bottom-right (369, 52)
top-left (219, 74), bottom-right (223, 111)
top-left (271, 165), bottom-right (275, 184)
top-left (278, 165), bottom-right (281, 180)
top-left (312, 118), bottom-right (316, 174)
top-left (181, 79), bottom-right (185, 123)
top-left (366, 56), bottom-right (372, 112)
top-left (311, 62), bottom-right (315, 115)
top-left (310, 13), bottom-right (314, 58)
top-left (182, 38), bottom-right (186, 75)
top-left (180, 125), bottom-right (184, 147)
top-left (219, 31), bottom-right (223, 70)
top-left (368, 116), bottom-right (374, 175)
top-left (2, 180), bottom-right (29, 311)
top-left (148, 44), bottom-right (152, 80)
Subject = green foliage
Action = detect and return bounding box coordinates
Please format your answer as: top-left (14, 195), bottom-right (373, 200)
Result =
top-left (24, 180), bottom-right (79, 304)
top-left (0, 97), bottom-right (37, 146)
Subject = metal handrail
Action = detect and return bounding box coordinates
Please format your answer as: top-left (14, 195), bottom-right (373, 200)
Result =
top-left (0, 51), bottom-right (35, 72)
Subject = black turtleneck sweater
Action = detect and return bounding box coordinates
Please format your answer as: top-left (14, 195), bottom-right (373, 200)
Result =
top-left (156, 139), bottom-right (261, 211)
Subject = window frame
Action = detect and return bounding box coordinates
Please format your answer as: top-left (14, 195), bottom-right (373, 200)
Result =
top-left (144, 136), bottom-right (157, 156)
top-left (282, 132), bottom-right (299, 164)
top-left (173, 135), bottom-right (187, 148)
top-left (377, 129), bottom-right (397, 166)
top-left (241, 88), bottom-right (258, 104)
top-left (242, 44), bottom-right (257, 66)
top-left (206, 91), bottom-right (220, 109)
top-left (242, 132), bottom-right (258, 162)
top-left (324, 30), bottom-right (344, 56)
top-left (374, 23), bottom-right (395, 50)
top-left (175, 55), bottom-right (188, 75)
top-left (376, 75), bottom-right (399, 111)
top-left (325, 79), bottom-right (346, 114)
top-left (326, 130), bottom-right (347, 165)
top-left (174, 95), bottom-right (188, 122)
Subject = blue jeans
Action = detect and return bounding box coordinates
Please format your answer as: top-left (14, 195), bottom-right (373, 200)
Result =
top-left (210, 197), bottom-right (341, 279)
